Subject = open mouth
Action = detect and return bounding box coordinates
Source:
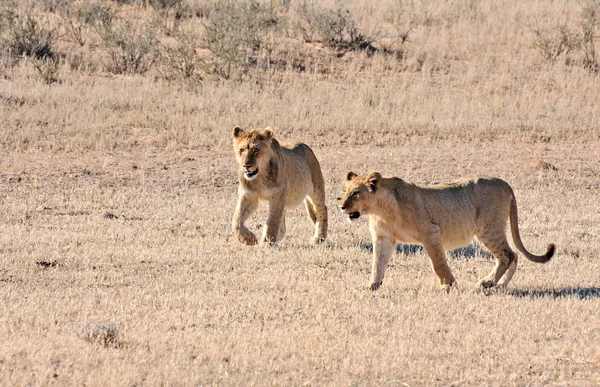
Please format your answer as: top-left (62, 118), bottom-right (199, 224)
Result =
top-left (244, 168), bottom-right (258, 179)
top-left (348, 212), bottom-right (360, 220)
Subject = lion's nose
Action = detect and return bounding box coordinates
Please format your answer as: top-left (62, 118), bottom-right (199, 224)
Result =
top-left (243, 163), bottom-right (252, 168)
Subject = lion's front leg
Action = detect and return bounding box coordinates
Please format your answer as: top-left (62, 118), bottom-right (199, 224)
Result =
top-left (370, 236), bottom-right (394, 291)
top-left (422, 226), bottom-right (456, 291)
top-left (263, 192), bottom-right (287, 245)
top-left (232, 193), bottom-right (259, 245)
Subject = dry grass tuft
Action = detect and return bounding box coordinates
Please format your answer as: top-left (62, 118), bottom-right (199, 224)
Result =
top-left (78, 322), bottom-right (121, 348)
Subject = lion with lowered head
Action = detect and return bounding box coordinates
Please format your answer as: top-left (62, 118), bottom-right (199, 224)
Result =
top-left (338, 172), bottom-right (555, 291)
top-left (231, 127), bottom-right (328, 245)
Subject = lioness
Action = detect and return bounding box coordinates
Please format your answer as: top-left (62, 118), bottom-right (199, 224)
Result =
top-left (338, 172), bottom-right (555, 291)
top-left (231, 127), bottom-right (327, 245)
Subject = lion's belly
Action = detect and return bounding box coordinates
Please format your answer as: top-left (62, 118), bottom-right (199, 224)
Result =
top-left (440, 224), bottom-right (476, 251)
top-left (286, 179), bottom-right (314, 207)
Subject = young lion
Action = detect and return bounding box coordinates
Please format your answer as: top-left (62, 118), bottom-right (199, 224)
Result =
top-left (338, 172), bottom-right (555, 291)
top-left (231, 127), bottom-right (327, 245)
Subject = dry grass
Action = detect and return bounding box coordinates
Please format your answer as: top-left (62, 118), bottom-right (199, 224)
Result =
top-left (1, 0), bottom-right (600, 385)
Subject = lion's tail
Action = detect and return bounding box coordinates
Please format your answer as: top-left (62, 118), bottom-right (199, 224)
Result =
top-left (509, 192), bottom-right (555, 263)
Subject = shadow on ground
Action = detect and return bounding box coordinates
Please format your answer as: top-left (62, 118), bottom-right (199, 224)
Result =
top-left (359, 242), bottom-right (493, 259)
top-left (508, 287), bottom-right (600, 300)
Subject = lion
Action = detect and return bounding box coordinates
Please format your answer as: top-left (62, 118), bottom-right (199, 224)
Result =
top-left (338, 172), bottom-right (555, 291)
top-left (231, 127), bottom-right (328, 245)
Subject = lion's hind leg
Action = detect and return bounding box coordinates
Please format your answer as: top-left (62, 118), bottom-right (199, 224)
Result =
top-left (306, 195), bottom-right (327, 244)
top-left (277, 211), bottom-right (287, 241)
top-left (476, 233), bottom-right (516, 289)
top-left (497, 254), bottom-right (518, 288)
top-left (304, 198), bottom-right (317, 223)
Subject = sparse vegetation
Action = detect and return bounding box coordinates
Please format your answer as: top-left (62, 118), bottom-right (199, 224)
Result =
top-left (291, 1), bottom-right (374, 52)
top-left (3, 12), bottom-right (56, 61)
top-left (79, 322), bottom-right (121, 348)
top-left (532, 0), bottom-right (600, 72)
top-left (1, 0), bottom-right (600, 385)
top-left (199, 0), bottom-right (281, 78)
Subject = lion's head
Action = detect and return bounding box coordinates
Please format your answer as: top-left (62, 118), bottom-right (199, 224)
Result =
top-left (338, 171), bottom-right (382, 221)
top-left (232, 127), bottom-right (273, 181)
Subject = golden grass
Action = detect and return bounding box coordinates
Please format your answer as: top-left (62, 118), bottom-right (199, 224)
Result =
top-left (1, 0), bottom-right (600, 385)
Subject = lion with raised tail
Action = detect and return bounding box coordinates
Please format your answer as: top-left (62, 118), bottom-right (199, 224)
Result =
top-left (338, 172), bottom-right (555, 291)
top-left (231, 127), bottom-right (327, 245)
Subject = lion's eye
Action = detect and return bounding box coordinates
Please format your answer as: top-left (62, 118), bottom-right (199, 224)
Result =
top-left (351, 191), bottom-right (359, 197)
top-left (253, 148), bottom-right (260, 155)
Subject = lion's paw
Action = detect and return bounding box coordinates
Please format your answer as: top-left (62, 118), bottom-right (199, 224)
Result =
top-left (369, 281), bottom-right (382, 291)
top-left (311, 236), bottom-right (326, 245)
top-left (238, 233), bottom-right (258, 246)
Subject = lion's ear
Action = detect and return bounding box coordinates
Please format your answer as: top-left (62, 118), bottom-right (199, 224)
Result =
top-left (346, 171), bottom-right (357, 181)
top-left (367, 172), bottom-right (382, 192)
top-left (261, 127), bottom-right (273, 141)
top-left (232, 126), bottom-right (244, 138)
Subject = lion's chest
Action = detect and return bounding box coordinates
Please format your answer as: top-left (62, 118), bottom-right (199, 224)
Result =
top-left (370, 216), bottom-right (420, 244)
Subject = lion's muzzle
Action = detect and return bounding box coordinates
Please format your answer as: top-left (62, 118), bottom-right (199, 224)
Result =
top-left (243, 166), bottom-right (259, 180)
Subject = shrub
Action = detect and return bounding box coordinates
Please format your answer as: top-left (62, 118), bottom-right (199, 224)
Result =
top-left (0, 7), bottom-right (61, 83)
top-left (4, 13), bottom-right (56, 61)
top-left (532, 0), bottom-right (600, 72)
top-left (57, 2), bottom-right (90, 47)
top-left (200, 0), bottom-right (280, 79)
top-left (83, 4), bottom-right (158, 75)
top-left (148, 0), bottom-right (184, 10)
top-left (30, 56), bottom-right (60, 84)
top-left (291, 1), bottom-right (373, 52)
top-left (39, 0), bottom-right (70, 13)
top-left (79, 322), bottom-right (121, 348)
top-left (103, 21), bottom-right (158, 75)
top-left (158, 29), bottom-right (204, 82)
top-left (580, 0), bottom-right (600, 70)
top-left (532, 24), bottom-right (580, 62)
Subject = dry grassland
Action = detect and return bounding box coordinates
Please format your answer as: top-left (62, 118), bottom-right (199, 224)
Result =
top-left (1, 0), bottom-right (600, 385)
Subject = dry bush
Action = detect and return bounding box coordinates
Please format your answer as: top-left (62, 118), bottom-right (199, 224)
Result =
top-left (0, 8), bottom-right (61, 83)
top-left (101, 21), bottom-right (158, 75)
top-left (148, 0), bottom-right (184, 10)
top-left (2, 1), bottom-right (600, 384)
top-left (157, 29), bottom-right (204, 82)
top-left (532, 0), bottom-right (600, 72)
top-left (150, 0), bottom-right (201, 36)
top-left (532, 24), bottom-right (580, 62)
top-left (38, 0), bottom-right (70, 13)
top-left (56, 2), bottom-right (90, 47)
top-left (84, 4), bottom-right (158, 75)
top-left (290, 1), bottom-right (374, 52)
top-left (78, 322), bottom-right (121, 348)
top-left (30, 56), bottom-right (61, 84)
top-left (200, 0), bottom-right (280, 79)
top-left (580, 0), bottom-right (600, 71)
top-left (2, 12), bottom-right (56, 62)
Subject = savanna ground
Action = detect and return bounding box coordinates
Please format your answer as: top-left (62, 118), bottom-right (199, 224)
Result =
top-left (1, 0), bottom-right (600, 385)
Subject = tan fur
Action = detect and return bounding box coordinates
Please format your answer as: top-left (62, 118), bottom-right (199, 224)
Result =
top-left (339, 172), bottom-right (555, 291)
top-left (231, 127), bottom-right (327, 245)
